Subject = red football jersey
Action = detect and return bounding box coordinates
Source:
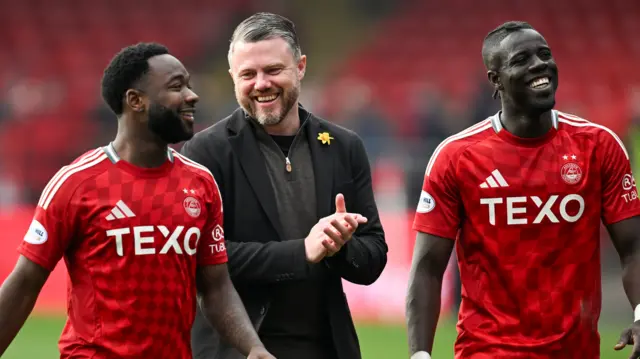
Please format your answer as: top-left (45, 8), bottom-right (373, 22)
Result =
top-left (18, 143), bottom-right (228, 358)
top-left (413, 110), bottom-right (640, 358)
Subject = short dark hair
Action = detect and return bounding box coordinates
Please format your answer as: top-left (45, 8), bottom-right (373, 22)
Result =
top-left (482, 21), bottom-right (534, 71)
top-left (228, 12), bottom-right (301, 63)
top-left (101, 42), bottom-right (170, 115)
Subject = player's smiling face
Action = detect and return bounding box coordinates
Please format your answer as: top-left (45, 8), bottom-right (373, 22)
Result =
top-left (144, 54), bottom-right (199, 144)
top-left (497, 29), bottom-right (559, 113)
top-left (228, 37), bottom-right (306, 126)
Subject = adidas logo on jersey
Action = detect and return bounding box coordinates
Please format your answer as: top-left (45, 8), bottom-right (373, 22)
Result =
top-left (480, 170), bottom-right (509, 188)
top-left (106, 200), bottom-right (136, 221)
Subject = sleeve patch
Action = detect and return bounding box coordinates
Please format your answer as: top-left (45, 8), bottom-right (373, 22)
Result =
top-left (416, 191), bottom-right (436, 213)
top-left (24, 219), bottom-right (48, 245)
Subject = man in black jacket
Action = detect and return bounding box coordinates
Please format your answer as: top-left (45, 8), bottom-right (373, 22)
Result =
top-left (181, 12), bottom-right (388, 359)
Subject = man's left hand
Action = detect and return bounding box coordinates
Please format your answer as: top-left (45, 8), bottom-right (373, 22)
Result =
top-left (614, 321), bottom-right (640, 359)
top-left (322, 193), bottom-right (365, 256)
top-left (247, 346), bottom-right (276, 359)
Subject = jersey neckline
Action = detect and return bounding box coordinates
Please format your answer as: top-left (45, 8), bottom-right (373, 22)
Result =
top-left (103, 143), bottom-right (174, 178)
top-left (492, 110), bottom-right (559, 147)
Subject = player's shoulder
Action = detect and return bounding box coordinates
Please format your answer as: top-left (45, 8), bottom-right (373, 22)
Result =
top-left (438, 117), bottom-right (496, 152)
top-left (556, 110), bottom-right (609, 134)
top-left (555, 110), bottom-right (628, 155)
top-left (38, 147), bottom-right (111, 210)
top-left (425, 117), bottom-right (495, 176)
top-left (171, 149), bottom-right (217, 186)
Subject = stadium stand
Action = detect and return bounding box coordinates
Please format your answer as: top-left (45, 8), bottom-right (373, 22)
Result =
top-left (0, 0), bottom-right (248, 200)
top-left (322, 0), bottom-right (640, 136)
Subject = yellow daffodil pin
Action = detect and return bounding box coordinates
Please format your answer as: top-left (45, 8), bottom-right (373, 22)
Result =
top-left (317, 132), bottom-right (334, 145)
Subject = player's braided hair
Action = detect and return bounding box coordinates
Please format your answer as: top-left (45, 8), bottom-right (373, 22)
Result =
top-left (101, 42), bottom-right (170, 115)
top-left (482, 21), bottom-right (535, 99)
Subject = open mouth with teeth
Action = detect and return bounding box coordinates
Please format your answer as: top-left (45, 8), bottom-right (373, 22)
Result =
top-left (180, 109), bottom-right (195, 122)
top-left (255, 94), bottom-right (279, 104)
top-left (528, 77), bottom-right (551, 89)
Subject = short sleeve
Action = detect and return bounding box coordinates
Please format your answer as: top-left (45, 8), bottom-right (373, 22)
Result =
top-left (412, 145), bottom-right (462, 240)
top-left (599, 129), bottom-right (640, 224)
top-left (18, 176), bottom-right (77, 272)
top-left (197, 177), bottom-right (228, 266)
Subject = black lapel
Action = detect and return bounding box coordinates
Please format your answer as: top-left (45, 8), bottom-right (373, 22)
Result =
top-left (227, 110), bottom-right (286, 241)
top-left (306, 114), bottom-right (335, 218)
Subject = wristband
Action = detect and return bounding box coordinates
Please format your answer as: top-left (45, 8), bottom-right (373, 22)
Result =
top-left (634, 304), bottom-right (640, 322)
top-left (411, 352), bottom-right (431, 359)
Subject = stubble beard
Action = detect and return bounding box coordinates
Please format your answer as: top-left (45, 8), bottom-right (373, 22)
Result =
top-left (238, 80), bottom-right (300, 127)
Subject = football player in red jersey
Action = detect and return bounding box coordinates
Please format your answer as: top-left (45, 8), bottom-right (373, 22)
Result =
top-left (0, 43), bottom-right (274, 359)
top-left (406, 21), bottom-right (640, 359)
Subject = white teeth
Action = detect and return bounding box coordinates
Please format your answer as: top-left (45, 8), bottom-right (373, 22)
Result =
top-left (530, 77), bottom-right (550, 88)
top-left (257, 94), bottom-right (277, 102)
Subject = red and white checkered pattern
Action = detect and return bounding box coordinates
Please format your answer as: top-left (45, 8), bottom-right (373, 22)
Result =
top-left (18, 146), bottom-right (226, 358)
top-left (414, 110), bottom-right (640, 358)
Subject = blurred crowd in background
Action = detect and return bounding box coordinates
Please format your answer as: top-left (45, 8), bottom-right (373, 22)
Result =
top-left (1, 0), bottom-right (639, 322)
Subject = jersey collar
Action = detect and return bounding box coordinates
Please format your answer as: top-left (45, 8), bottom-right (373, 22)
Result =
top-left (103, 142), bottom-right (174, 164)
top-left (491, 110), bottom-right (559, 134)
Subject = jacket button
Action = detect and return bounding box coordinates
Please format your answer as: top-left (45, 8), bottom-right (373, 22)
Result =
top-left (260, 306), bottom-right (266, 315)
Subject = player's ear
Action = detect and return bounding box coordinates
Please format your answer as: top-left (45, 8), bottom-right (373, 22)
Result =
top-left (487, 70), bottom-right (499, 86)
top-left (297, 54), bottom-right (307, 81)
top-left (487, 70), bottom-right (502, 99)
top-left (125, 89), bottom-right (146, 113)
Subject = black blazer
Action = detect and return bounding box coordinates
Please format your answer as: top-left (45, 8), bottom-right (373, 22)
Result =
top-left (180, 106), bottom-right (388, 359)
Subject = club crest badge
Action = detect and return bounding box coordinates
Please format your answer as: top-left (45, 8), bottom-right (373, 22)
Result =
top-left (561, 162), bottom-right (582, 185)
top-left (183, 196), bottom-right (201, 218)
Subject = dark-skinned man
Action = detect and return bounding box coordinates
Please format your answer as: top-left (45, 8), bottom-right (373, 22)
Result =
top-left (407, 21), bottom-right (640, 359)
top-left (0, 43), bottom-right (274, 359)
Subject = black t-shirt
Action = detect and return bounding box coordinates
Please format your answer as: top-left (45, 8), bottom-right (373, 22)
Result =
top-left (270, 134), bottom-right (295, 156)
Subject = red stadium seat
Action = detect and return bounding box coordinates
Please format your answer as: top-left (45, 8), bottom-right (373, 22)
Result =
top-left (322, 0), bottom-right (640, 133)
top-left (0, 0), bottom-right (244, 194)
